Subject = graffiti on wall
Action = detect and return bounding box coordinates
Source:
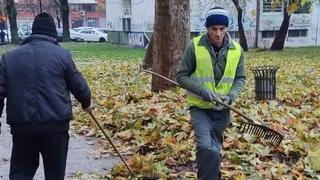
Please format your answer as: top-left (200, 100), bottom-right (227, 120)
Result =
top-left (132, 22), bottom-right (154, 32)
top-left (128, 32), bottom-right (144, 47)
top-left (191, 0), bottom-right (256, 31)
top-left (106, 21), bottom-right (114, 30)
top-left (260, 14), bottom-right (312, 30)
top-left (290, 14), bottom-right (312, 27)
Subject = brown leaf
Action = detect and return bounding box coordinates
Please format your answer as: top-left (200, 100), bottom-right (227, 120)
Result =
top-left (223, 138), bottom-right (243, 150)
top-left (116, 130), bottom-right (132, 141)
top-left (165, 157), bottom-right (177, 166)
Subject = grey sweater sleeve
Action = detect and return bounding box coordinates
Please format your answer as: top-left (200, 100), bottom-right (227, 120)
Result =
top-left (176, 42), bottom-right (203, 96)
top-left (228, 49), bottom-right (246, 102)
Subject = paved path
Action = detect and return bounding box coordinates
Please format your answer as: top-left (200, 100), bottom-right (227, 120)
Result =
top-left (0, 114), bottom-right (120, 180)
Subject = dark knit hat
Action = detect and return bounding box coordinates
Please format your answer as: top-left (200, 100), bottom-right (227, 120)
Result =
top-left (32, 12), bottom-right (57, 37)
top-left (205, 7), bottom-right (229, 28)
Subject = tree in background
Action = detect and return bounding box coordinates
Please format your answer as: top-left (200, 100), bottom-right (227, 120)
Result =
top-left (270, 0), bottom-right (313, 50)
top-left (231, 0), bottom-right (248, 51)
top-left (21, 0), bottom-right (61, 27)
top-left (42, 0), bottom-right (61, 28)
top-left (144, 0), bottom-right (190, 92)
top-left (0, 2), bottom-right (6, 29)
top-left (22, 0), bottom-right (38, 17)
top-left (53, 0), bottom-right (70, 40)
top-left (5, 0), bottom-right (19, 44)
top-left (97, 0), bottom-right (106, 12)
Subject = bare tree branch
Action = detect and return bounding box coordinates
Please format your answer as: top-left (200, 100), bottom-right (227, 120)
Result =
top-left (52, 0), bottom-right (62, 9)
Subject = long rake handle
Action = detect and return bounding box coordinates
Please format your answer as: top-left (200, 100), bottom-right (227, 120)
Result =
top-left (142, 69), bottom-right (255, 123)
top-left (87, 111), bottom-right (135, 176)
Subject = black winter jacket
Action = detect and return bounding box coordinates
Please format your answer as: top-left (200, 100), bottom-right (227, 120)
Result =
top-left (0, 34), bottom-right (91, 134)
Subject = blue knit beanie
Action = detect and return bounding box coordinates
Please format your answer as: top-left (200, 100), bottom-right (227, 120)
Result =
top-left (205, 7), bottom-right (229, 28)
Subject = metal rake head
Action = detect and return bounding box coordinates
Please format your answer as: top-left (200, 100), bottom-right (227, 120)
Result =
top-left (238, 122), bottom-right (283, 146)
top-left (140, 172), bottom-right (160, 180)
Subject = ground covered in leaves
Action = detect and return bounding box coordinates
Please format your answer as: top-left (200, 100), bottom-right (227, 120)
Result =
top-left (72, 47), bottom-right (320, 179)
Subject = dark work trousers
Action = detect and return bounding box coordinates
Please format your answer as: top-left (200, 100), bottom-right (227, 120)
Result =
top-left (190, 107), bottom-right (230, 180)
top-left (9, 132), bottom-right (69, 180)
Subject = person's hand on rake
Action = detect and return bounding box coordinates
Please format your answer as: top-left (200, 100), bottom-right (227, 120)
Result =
top-left (82, 101), bottom-right (94, 113)
top-left (200, 88), bottom-right (220, 102)
top-left (214, 96), bottom-right (231, 110)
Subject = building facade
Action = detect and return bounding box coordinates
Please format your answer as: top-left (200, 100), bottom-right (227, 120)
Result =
top-left (69, 0), bottom-right (106, 28)
top-left (105, 0), bottom-right (320, 48)
top-left (14, 0), bottom-right (106, 31)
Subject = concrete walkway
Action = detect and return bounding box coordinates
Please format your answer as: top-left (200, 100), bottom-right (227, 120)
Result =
top-left (0, 115), bottom-right (120, 180)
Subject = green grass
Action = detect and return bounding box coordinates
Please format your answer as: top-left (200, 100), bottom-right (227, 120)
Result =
top-left (61, 42), bottom-right (145, 61)
top-left (60, 43), bottom-right (319, 63)
top-left (247, 46), bottom-right (320, 62)
top-left (1, 42), bottom-right (319, 63)
top-left (0, 44), bottom-right (16, 55)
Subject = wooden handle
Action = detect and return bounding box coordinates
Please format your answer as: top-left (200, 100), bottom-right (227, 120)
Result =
top-left (141, 69), bottom-right (254, 123)
top-left (87, 111), bottom-right (135, 176)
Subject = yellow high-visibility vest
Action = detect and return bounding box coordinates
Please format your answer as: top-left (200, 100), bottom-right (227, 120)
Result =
top-left (187, 35), bottom-right (241, 108)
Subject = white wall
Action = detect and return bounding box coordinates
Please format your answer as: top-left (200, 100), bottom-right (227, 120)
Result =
top-left (131, 0), bottom-right (155, 32)
top-left (285, 2), bottom-right (320, 47)
top-left (105, 0), bottom-right (320, 47)
top-left (105, 0), bottom-right (155, 32)
top-left (69, 0), bottom-right (97, 4)
top-left (190, 0), bottom-right (257, 47)
top-left (259, 2), bottom-right (320, 48)
top-left (105, 0), bottom-right (123, 31)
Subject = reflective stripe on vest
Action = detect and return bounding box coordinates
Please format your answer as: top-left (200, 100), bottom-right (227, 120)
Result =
top-left (187, 35), bottom-right (241, 108)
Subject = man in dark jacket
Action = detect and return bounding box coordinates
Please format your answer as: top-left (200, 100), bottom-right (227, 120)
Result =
top-left (0, 13), bottom-right (91, 180)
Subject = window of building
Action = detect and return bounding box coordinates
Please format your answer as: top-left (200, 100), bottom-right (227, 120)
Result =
top-left (87, 18), bottom-right (97, 27)
top-left (228, 31), bottom-right (240, 39)
top-left (288, 29), bottom-right (308, 37)
top-left (122, 18), bottom-right (131, 32)
top-left (261, 30), bottom-right (278, 38)
top-left (262, 0), bottom-right (282, 13)
top-left (70, 5), bottom-right (81, 11)
top-left (83, 4), bottom-right (96, 12)
top-left (123, 0), bottom-right (131, 16)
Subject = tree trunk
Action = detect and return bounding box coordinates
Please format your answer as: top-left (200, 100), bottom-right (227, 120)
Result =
top-left (5, 0), bottom-right (19, 44)
top-left (232, 0), bottom-right (248, 51)
top-left (151, 0), bottom-right (190, 92)
top-left (142, 36), bottom-right (153, 69)
top-left (39, 0), bottom-right (43, 13)
top-left (255, 0), bottom-right (260, 48)
top-left (56, 9), bottom-right (61, 28)
top-left (53, 0), bottom-right (70, 40)
top-left (270, 4), bottom-right (290, 50)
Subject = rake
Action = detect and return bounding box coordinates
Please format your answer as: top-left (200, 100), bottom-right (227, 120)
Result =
top-left (87, 110), bottom-right (161, 179)
top-left (141, 69), bottom-right (283, 146)
top-left (86, 111), bottom-right (135, 177)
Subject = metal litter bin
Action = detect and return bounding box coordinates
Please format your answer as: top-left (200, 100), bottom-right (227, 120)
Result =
top-left (252, 66), bottom-right (279, 100)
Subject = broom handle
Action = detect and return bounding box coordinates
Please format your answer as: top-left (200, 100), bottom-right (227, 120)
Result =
top-left (87, 111), bottom-right (135, 176)
top-left (141, 69), bottom-right (254, 123)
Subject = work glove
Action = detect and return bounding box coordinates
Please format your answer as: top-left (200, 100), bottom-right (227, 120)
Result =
top-left (200, 88), bottom-right (220, 102)
top-left (214, 96), bottom-right (231, 110)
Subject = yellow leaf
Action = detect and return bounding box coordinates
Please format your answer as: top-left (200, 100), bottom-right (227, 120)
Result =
top-left (307, 151), bottom-right (320, 172)
top-left (288, 3), bottom-right (298, 13)
top-left (234, 174), bottom-right (246, 180)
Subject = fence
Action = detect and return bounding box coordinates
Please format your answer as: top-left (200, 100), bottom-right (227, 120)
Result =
top-left (107, 31), bottom-right (152, 48)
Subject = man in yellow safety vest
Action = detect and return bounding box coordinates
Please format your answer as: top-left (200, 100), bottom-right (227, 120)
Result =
top-left (176, 7), bottom-right (246, 180)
